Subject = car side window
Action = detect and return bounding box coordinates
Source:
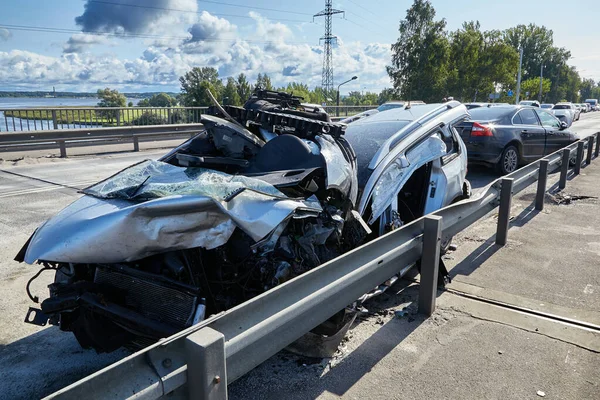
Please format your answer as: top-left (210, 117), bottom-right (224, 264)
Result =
top-left (516, 109), bottom-right (540, 125)
top-left (535, 110), bottom-right (560, 128)
top-left (440, 127), bottom-right (460, 165)
top-left (512, 112), bottom-right (523, 125)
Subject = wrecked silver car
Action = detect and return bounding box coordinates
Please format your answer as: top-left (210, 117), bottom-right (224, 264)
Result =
top-left (17, 91), bottom-right (470, 353)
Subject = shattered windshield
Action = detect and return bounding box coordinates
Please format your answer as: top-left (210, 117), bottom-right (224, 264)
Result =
top-left (344, 120), bottom-right (410, 187)
top-left (83, 159), bottom-right (286, 202)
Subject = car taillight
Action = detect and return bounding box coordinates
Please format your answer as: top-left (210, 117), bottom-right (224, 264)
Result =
top-left (471, 122), bottom-right (493, 136)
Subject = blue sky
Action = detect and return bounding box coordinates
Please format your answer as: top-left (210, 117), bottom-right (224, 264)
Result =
top-left (0, 0), bottom-right (598, 93)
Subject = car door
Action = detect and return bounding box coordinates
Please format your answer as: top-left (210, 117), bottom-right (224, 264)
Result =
top-left (513, 108), bottom-right (545, 159)
top-left (535, 109), bottom-right (571, 154)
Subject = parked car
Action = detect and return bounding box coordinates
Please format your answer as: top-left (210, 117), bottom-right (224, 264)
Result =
top-left (456, 105), bottom-right (579, 175)
top-left (552, 102), bottom-right (579, 125)
top-left (519, 100), bottom-right (540, 107)
top-left (540, 103), bottom-right (554, 110)
top-left (339, 108), bottom-right (379, 124)
top-left (377, 100), bottom-right (425, 112)
top-left (584, 99), bottom-right (598, 111)
top-left (340, 100), bottom-right (427, 124)
top-left (465, 103), bottom-right (510, 109)
top-left (574, 104), bottom-right (586, 114)
top-left (17, 91), bottom-right (469, 353)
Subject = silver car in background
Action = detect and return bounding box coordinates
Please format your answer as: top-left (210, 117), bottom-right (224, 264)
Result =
top-left (552, 102), bottom-right (579, 126)
top-left (344, 101), bottom-right (471, 237)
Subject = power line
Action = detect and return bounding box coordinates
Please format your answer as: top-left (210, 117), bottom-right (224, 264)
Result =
top-left (86, 0), bottom-right (313, 17)
top-left (0, 23), bottom-right (311, 45)
top-left (84, 0), bottom-right (309, 23)
top-left (346, 0), bottom-right (379, 18)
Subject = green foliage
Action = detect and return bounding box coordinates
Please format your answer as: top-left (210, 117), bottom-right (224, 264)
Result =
top-left (132, 111), bottom-right (167, 126)
top-left (138, 93), bottom-right (177, 107)
top-left (222, 77), bottom-right (242, 106)
top-left (387, 0), bottom-right (450, 102)
top-left (256, 73), bottom-right (273, 90)
top-left (179, 67), bottom-right (223, 106)
top-left (236, 73), bottom-right (252, 103)
top-left (377, 88), bottom-right (397, 105)
top-left (96, 88), bottom-right (126, 122)
top-left (127, 101), bottom-right (134, 107)
top-left (97, 88), bottom-right (126, 107)
top-left (520, 77), bottom-right (552, 100)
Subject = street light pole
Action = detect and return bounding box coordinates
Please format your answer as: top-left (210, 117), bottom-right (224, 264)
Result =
top-left (515, 47), bottom-right (523, 104)
top-left (336, 76), bottom-right (358, 116)
top-left (538, 63), bottom-right (544, 103)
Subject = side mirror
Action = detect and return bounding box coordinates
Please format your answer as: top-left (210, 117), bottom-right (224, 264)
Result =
top-left (559, 121), bottom-right (568, 130)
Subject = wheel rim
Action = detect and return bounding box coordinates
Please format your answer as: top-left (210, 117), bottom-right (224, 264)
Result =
top-left (504, 149), bottom-right (518, 172)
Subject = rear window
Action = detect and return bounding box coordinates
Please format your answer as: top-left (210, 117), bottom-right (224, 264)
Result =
top-left (377, 103), bottom-right (403, 112)
top-left (553, 104), bottom-right (571, 109)
top-left (344, 120), bottom-right (410, 187)
top-left (468, 107), bottom-right (511, 120)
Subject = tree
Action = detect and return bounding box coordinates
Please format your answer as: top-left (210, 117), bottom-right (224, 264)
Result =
top-left (236, 73), bottom-right (252, 102)
top-left (378, 88), bottom-right (397, 104)
top-left (520, 77), bottom-right (551, 101)
top-left (96, 88), bottom-right (126, 124)
top-left (138, 93), bottom-right (177, 107)
top-left (256, 73), bottom-right (273, 90)
top-left (179, 67), bottom-right (223, 106)
top-left (580, 78), bottom-right (596, 101)
top-left (387, 0), bottom-right (450, 102)
top-left (97, 88), bottom-right (126, 107)
top-left (446, 22), bottom-right (518, 102)
top-left (222, 77), bottom-right (242, 106)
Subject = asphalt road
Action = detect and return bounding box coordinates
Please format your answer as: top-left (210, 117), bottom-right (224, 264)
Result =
top-left (0, 111), bottom-right (599, 399)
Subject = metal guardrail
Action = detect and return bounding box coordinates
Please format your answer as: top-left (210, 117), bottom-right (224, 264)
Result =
top-left (0, 106), bottom-right (371, 132)
top-left (43, 133), bottom-right (599, 399)
top-left (0, 123), bottom-right (204, 156)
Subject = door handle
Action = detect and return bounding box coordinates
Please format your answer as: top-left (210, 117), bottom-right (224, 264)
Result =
top-left (548, 131), bottom-right (555, 135)
top-left (521, 130), bottom-right (528, 134)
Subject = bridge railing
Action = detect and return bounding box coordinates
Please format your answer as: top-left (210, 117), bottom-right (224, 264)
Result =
top-left (0, 107), bottom-right (209, 132)
top-left (0, 106), bottom-right (375, 132)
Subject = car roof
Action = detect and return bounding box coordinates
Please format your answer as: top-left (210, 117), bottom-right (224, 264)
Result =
top-left (352, 103), bottom-right (439, 125)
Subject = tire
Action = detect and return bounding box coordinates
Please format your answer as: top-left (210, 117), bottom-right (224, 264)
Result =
top-left (496, 145), bottom-right (519, 175)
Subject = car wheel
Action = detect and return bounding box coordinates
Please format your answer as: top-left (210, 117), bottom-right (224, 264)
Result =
top-left (497, 145), bottom-right (519, 175)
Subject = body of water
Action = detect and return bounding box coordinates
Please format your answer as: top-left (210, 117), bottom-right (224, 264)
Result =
top-left (0, 97), bottom-right (140, 109)
top-left (0, 97), bottom-right (141, 132)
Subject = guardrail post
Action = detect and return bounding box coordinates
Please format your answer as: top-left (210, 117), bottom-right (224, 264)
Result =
top-left (535, 159), bottom-right (549, 211)
top-left (574, 141), bottom-right (584, 175)
top-left (57, 140), bottom-right (67, 158)
top-left (132, 136), bottom-right (140, 152)
top-left (116, 110), bottom-right (121, 127)
top-left (587, 136), bottom-right (595, 165)
top-left (51, 110), bottom-right (58, 130)
top-left (495, 178), bottom-right (514, 246)
top-left (418, 215), bottom-right (442, 317)
top-left (168, 108), bottom-right (172, 124)
top-left (559, 148), bottom-right (570, 190)
top-left (186, 327), bottom-right (227, 400)
top-left (595, 133), bottom-right (600, 158)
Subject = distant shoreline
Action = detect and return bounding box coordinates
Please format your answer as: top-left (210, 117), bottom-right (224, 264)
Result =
top-left (0, 91), bottom-right (178, 99)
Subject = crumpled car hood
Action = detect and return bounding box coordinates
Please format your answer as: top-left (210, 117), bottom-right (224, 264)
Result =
top-left (24, 160), bottom-right (322, 264)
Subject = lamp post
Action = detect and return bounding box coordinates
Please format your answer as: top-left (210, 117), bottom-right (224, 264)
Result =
top-left (336, 76), bottom-right (358, 116)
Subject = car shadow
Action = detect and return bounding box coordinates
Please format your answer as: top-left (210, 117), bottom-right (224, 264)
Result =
top-left (0, 327), bottom-right (128, 400)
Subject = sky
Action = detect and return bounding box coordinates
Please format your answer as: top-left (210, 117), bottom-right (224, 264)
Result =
top-left (0, 0), bottom-right (598, 94)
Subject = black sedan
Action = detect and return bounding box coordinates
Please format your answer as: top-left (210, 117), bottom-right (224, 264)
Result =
top-left (457, 105), bottom-right (579, 174)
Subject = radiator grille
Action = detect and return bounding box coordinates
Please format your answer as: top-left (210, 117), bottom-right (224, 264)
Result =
top-left (94, 267), bottom-right (197, 329)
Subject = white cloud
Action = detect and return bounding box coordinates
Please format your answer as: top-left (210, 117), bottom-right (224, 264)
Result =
top-left (63, 33), bottom-right (112, 54)
top-left (0, 12), bottom-right (393, 93)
